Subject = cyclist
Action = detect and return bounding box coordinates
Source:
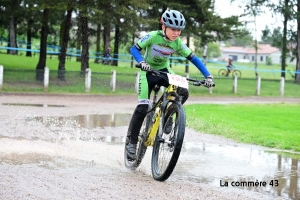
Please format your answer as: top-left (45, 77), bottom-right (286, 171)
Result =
top-left (126, 9), bottom-right (215, 160)
top-left (102, 47), bottom-right (111, 65)
top-left (226, 57), bottom-right (234, 76)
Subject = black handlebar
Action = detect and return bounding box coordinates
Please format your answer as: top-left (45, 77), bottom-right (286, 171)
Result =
top-left (135, 63), bottom-right (215, 88)
top-left (136, 63), bottom-right (141, 68)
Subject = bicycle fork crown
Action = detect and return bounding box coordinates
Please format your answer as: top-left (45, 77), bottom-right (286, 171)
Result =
top-left (166, 85), bottom-right (177, 93)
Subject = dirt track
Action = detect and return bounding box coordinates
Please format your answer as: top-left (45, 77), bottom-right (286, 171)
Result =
top-left (0, 93), bottom-right (298, 200)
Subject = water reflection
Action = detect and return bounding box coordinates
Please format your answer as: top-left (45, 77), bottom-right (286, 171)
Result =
top-left (174, 143), bottom-right (300, 200)
top-left (70, 114), bottom-right (131, 128)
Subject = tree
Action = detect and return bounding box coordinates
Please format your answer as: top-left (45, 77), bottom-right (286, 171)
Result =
top-left (57, 1), bottom-right (75, 80)
top-left (296, 0), bottom-right (300, 83)
top-left (279, 0), bottom-right (292, 78)
top-left (36, 7), bottom-right (50, 81)
top-left (240, 0), bottom-right (296, 79)
top-left (194, 41), bottom-right (221, 59)
top-left (111, 0), bottom-right (150, 66)
top-left (226, 31), bottom-right (253, 47)
top-left (5, 0), bottom-right (22, 55)
top-left (19, 0), bottom-right (44, 57)
top-left (79, 0), bottom-right (90, 72)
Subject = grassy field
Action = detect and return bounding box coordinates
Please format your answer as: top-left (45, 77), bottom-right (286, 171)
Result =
top-left (0, 52), bottom-right (297, 79)
top-left (1, 53), bottom-right (300, 97)
top-left (185, 103), bottom-right (300, 151)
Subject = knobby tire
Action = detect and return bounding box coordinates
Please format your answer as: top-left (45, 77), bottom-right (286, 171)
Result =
top-left (151, 102), bottom-right (186, 181)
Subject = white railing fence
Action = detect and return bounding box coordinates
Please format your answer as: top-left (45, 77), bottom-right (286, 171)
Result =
top-left (0, 65), bottom-right (290, 96)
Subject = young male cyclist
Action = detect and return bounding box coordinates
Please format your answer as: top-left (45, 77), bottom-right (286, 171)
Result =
top-left (126, 9), bottom-right (215, 160)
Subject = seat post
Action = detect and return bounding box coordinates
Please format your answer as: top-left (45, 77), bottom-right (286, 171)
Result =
top-left (152, 85), bottom-right (160, 104)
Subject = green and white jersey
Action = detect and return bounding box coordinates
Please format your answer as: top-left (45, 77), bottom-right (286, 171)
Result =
top-left (137, 30), bottom-right (192, 72)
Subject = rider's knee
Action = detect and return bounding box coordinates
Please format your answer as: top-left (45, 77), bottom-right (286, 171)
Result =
top-left (177, 87), bottom-right (189, 104)
top-left (134, 104), bottom-right (148, 118)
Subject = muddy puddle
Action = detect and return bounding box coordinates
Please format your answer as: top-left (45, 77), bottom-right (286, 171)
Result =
top-left (174, 143), bottom-right (299, 200)
top-left (1, 113), bottom-right (299, 200)
top-left (30, 113), bottom-right (132, 129)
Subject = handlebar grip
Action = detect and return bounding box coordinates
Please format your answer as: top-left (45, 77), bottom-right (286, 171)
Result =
top-left (193, 81), bottom-right (216, 87)
top-left (135, 63), bottom-right (141, 68)
top-left (193, 80), bottom-right (205, 86)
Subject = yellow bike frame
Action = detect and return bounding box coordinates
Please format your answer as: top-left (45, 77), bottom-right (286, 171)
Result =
top-left (144, 84), bottom-right (178, 146)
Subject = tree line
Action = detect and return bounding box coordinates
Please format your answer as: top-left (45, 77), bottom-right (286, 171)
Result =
top-left (237, 0), bottom-right (300, 83)
top-left (0, 0), bottom-right (299, 83)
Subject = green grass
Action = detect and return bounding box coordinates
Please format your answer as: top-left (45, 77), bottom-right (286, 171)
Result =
top-left (0, 52), bottom-right (297, 78)
top-left (185, 103), bottom-right (300, 151)
top-left (1, 53), bottom-right (300, 96)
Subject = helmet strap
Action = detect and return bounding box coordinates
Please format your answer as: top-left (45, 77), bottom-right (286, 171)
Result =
top-left (163, 27), bottom-right (172, 42)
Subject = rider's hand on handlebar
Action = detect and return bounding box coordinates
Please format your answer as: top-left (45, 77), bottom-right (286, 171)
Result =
top-left (140, 61), bottom-right (151, 71)
top-left (204, 76), bottom-right (215, 87)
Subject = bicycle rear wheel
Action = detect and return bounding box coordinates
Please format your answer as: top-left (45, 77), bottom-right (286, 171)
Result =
top-left (124, 105), bottom-right (153, 169)
top-left (218, 69), bottom-right (228, 77)
top-left (151, 102), bottom-right (186, 181)
top-left (232, 70), bottom-right (241, 78)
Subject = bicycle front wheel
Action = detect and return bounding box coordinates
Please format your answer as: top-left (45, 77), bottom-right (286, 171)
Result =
top-left (232, 70), bottom-right (241, 78)
top-left (151, 102), bottom-right (186, 181)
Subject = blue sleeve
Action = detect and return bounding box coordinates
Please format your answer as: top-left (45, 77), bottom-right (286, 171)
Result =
top-left (130, 45), bottom-right (143, 63)
top-left (190, 55), bottom-right (210, 78)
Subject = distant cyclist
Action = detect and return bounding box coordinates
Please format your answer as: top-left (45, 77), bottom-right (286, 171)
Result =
top-left (126, 9), bottom-right (215, 160)
top-left (102, 47), bottom-right (111, 65)
top-left (226, 57), bottom-right (234, 76)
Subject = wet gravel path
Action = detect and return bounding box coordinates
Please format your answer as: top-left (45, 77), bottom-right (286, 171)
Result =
top-left (0, 93), bottom-right (298, 200)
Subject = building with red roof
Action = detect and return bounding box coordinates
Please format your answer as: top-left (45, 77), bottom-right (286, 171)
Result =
top-left (221, 44), bottom-right (292, 64)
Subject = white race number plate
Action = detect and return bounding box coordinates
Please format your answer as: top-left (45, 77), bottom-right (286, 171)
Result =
top-left (167, 73), bottom-right (189, 89)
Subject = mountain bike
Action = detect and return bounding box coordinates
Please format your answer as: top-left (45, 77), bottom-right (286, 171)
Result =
top-left (124, 64), bottom-right (215, 181)
top-left (218, 65), bottom-right (242, 78)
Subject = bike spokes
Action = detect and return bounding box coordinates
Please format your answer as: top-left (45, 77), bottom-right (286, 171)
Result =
top-left (151, 102), bottom-right (186, 181)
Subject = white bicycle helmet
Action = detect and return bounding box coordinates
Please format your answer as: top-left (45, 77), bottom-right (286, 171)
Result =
top-left (161, 10), bottom-right (186, 30)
